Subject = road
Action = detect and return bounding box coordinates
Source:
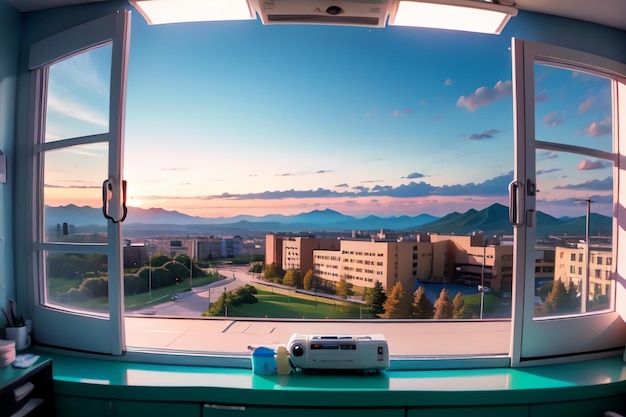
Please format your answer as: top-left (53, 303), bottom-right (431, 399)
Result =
top-left (131, 265), bottom-right (255, 317)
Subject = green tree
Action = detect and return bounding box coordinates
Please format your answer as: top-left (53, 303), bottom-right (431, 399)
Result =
top-left (433, 288), bottom-right (454, 319)
top-left (365, 281), bottom-right (387, 317)
top-left (544, 278), bottom-right (579, 314)
top-left (412, 285), bottom-right (434, 319)
top-left (282, 269), bottom-right (302, 288)
top-left (150, 254), bottom-right (171, 268)
top-left (381, 281), bottom-right (412, 319)
top-left (263, 262), bottom-right (285, 283)
top-left (335, 278), bottom-right (352, 299)
top-left (303, 269), bottom-right (315, 290)
top-left (249, 263), bottom-right (263, 274)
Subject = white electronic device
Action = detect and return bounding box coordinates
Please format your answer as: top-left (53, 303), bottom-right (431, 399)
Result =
top-left (287, 334), bottom-right (389, 373)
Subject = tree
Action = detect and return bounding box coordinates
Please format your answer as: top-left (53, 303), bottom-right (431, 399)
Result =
top-left (452, 291), bottom-right (475, 319)
top-left (303, 269), bottom-right (315, 290)
top-left (282, 269), bottom-right (302, 288)
top-left (412, 285), bottom-right (434, 319)
top-left (544, 278), bottom-right (579, 314)
top-left (366, 281), bottom-right (387, 317)
top-left (335, 278), bottom-right (352, 299)
top-left (263, 262), bottom-right (285, 283)
top-left (381, 281), bottom-right (412, 319)
top-left (433, 288), bottom-right (454, 319)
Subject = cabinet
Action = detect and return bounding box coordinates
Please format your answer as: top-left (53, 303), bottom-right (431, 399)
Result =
top-left (0, 359), bottom-right (55, 417)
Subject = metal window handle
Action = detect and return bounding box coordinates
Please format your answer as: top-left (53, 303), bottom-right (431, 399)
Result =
top-left (102, 177), bottom-right (128, 223)
top-left (509, 180), bottom-right (524, 227)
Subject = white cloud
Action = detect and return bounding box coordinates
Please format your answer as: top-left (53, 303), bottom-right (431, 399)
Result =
top-left (457, 80), bottom-right (512, 112)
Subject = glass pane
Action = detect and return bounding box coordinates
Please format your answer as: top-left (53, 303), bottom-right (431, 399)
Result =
top-left (534, 63), bottom-right (612, 152)
top-left (45, 43), bottom-right (112, 142)
top-left (45, 251), bottom-right (109, 313)
top-left (534, 150), bottom-right (613, 317)
top-left (44, 143), bottom-right (108, 242)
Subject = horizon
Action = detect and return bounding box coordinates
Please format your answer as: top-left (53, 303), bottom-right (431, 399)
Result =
top-left (44, 14), bottom-right (614, 220)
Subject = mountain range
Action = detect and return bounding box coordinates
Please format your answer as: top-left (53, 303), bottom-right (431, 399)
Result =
top-left (45, 203), bottom-right (612, 238)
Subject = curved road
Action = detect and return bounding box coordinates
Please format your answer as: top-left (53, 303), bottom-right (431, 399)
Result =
top-left (132, 265), bottom-right (256, 317)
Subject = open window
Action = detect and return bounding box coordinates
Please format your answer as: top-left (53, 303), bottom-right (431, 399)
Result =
top-left (28, 12), bottom-right (130, 355)
top-left (511, 38), bottom-right (626, 364)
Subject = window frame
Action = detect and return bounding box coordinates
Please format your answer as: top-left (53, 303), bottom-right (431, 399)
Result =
top-left (510, 38), bottom-right (626, 366)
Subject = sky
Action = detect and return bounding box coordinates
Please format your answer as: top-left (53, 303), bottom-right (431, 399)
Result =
top-left (43, 12), bottom-right (615, 220)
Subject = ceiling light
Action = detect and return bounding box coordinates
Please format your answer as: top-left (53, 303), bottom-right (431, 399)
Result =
top-left (390, 0), bottom-right (517, 34)
top-left (131, 0), bottom-right (255, 25)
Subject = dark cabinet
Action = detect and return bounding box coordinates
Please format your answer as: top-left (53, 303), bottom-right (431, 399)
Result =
top-left (0, 359), bottom-right (55, 417)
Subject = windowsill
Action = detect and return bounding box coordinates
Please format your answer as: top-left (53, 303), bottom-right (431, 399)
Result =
top-left (41, 350), bottom-right (626, 408)
top-left (124, 316), bottom-right (512, 369)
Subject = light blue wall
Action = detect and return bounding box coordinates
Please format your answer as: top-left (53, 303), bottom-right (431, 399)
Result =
top-left (0, 1), bottom-right (21, 325)
top-left (7, 2), bottom-right (626, 319)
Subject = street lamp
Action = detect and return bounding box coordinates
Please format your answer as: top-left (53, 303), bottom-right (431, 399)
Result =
top-left (480, 240), bottom-right (486, 320)
top-left (576, 198), bottom-right (593, 313)
top-left (145, 240), bottom-right (153, 301)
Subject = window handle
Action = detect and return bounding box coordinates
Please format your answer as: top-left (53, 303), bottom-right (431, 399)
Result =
top-left (102, 177), bottom-right (128, 223)
top-left (509, 180), bottom-right (524, 227)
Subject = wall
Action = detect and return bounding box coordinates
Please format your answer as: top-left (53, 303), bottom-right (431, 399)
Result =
top-left (0, 1), bottom-right (20, 325)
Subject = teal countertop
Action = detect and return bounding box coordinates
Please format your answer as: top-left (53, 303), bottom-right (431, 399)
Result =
top-left (38, 351), bottom-right (626, 407)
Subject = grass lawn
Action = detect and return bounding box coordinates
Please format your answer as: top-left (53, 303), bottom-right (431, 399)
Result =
top-left (47, 274), bottom-right (222, 311)
top-left (227, 290), bottom-right (365, 319)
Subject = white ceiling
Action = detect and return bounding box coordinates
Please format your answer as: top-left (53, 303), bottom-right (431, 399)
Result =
top-left (5, 0), bottom-right (626, 31)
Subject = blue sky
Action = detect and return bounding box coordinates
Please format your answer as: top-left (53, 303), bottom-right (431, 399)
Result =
top-left (44, 12), bottom-right (614, 219)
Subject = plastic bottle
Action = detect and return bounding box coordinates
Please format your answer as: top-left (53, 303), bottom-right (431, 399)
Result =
top-left (276, 346), bottom-right (291, 375)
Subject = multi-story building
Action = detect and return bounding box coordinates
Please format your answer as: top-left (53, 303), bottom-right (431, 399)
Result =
top-left (282, 236), bottom-right (340, 277)
top-left (555, 245), bottom-right (613, 303)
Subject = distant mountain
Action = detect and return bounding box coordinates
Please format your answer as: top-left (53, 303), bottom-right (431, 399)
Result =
top-left (44, 203), bottom-right (612, 238)
top-left (44, 205), bottom-right (438, 232)
top-left (410, 203), bottom-right (514, 235)
top-left (409, 203), bottom-right (612, 238)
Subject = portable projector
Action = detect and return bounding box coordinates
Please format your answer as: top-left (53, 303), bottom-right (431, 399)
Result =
top-left (287, 334), bottom-right (389, 373)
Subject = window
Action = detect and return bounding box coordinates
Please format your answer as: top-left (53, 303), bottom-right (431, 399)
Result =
top-left (511, 38), bottom-right (626, 363)
top-left (22, 8), bottom-right (626, 369)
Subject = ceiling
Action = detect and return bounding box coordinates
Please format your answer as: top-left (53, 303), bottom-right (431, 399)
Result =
top-left (5, 0), bottom-right (626, 31)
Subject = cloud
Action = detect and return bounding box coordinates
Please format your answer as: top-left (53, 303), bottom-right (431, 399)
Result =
top-left (162, 167), bottom-right (188, 171)
top-left (392, 108), bottom-right (413, 117)
top-left (188, 173), bottom-right (515, 201)
top-left (554, 177), bottom-right (612, 190)
top-left (577, 118), bottom-right (612, 137)
top-left (468, 129), bottom-right (502, 140)
top-left (540, 151), bottom-right (558, 159)
top-left (46, 94), bottom-right (108, 127)
top-left (576, 159), bottom-right (607, 170)
top-left (543, 111), bottom-right (563, 127)
top-left (536, 91), bottom-right (549, 103)
top-left (537, 168), bottom-right (562, 175)
top-left (406, 172), bottom-right (425, 179)
top-left (457, 80), bottom-right (512, 112)
top-left (578, 97), bottom-right (595, 113)
top-left (444, 78), bottom-right (454, 86)
top-left (44, 183), bottom-right (99, 189)
top-left (335, 183), bottom-right (349, 188)
top-left (316, 170), bottom-right (333, 174)
top-left (434, 172), bottom-right (513, 196)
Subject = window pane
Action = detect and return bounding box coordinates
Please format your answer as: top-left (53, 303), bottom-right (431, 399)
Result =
top-left (534, 64), bottom-right (612, 152)
top-left (45, 43), bottom-right (112, 142)
top-left (534, 150), bottom-right (613, 317)
top-left (44, 143), bottom-right (108, 242)
top-left (45, 251), bottom-right (109, 313)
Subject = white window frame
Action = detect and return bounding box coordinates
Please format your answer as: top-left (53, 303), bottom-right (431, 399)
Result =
top-left (27, 11), bottom-right (130, 355)
top-left (510, 38), bottom-right (626, 366)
